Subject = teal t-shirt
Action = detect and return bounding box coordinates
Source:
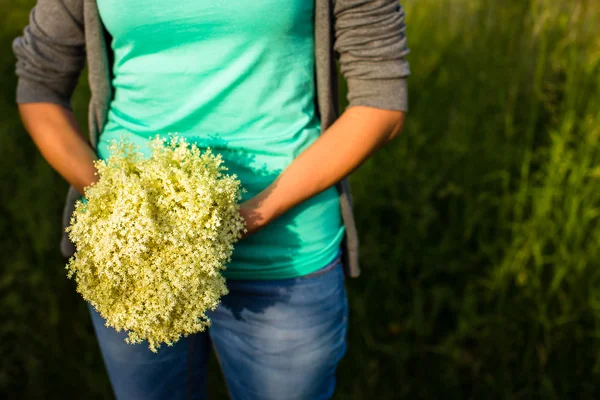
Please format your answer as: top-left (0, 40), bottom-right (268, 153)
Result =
top-left (95, 0), bottom-right (345, 279)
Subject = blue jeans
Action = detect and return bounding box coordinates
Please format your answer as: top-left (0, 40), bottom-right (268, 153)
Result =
top-left (88, 252), bottom-right (348, 399)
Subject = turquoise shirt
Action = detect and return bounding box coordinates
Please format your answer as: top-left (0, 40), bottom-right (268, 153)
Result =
top-left (95, 0), bottom-right (345, 279)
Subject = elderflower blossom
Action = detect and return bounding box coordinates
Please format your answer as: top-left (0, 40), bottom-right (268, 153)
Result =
top-left (65, 134), bottom-right (246, 352)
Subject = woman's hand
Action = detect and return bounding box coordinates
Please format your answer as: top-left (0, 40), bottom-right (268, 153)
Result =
top-left (238, 196), bottom-right (274, 238)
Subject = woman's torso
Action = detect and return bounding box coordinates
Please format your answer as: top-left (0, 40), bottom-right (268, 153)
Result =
top-left (95, 0), bottom-right (345, 279)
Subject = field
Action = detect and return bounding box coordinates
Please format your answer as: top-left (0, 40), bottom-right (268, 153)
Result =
top-left (1, 0), bottom-right (600, 398)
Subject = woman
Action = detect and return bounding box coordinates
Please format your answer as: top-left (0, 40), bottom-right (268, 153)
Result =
top-left (13, 0), bottom-right (410, 398)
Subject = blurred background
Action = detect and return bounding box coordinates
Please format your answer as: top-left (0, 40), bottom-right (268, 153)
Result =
top-left (2, 0), bottom-right (600, 398)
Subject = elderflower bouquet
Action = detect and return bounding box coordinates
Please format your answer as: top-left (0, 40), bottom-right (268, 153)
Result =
top-left (65, 134), bottom-right (246, 352)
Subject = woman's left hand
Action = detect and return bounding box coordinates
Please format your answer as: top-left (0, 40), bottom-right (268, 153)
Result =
top-left (239, 197), bottom-right (272, 239)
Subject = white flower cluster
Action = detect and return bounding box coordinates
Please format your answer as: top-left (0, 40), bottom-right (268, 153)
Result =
top-left (65, 135), bottom-right (246, 352)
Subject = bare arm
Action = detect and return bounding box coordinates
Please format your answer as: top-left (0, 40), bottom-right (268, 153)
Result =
top-left (18, 103), bottom-right (98, 196)
top-left (241, 106), bottom-right (404, 234)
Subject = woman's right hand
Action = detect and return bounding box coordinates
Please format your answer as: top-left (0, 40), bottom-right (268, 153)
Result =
top-left (18, 103), bottom-right (99, 196)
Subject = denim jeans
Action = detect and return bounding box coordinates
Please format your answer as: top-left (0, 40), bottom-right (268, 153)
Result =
top-left (87, 251), bottom-right (348, 399)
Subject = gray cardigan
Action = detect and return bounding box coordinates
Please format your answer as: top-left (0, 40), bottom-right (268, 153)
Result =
top-left (13, 0), bottom-right (410, 278)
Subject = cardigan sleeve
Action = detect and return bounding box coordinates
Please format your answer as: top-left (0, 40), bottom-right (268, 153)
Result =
top-left (12, 0), bottom-right (86, 110)
top-left (333, 0), bottom-right (411, 111)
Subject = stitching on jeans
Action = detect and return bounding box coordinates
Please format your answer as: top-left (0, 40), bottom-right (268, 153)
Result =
top-left (187, 335), bottom-right (194, 400)
top-left (209, 334), bottom-right (235, 400)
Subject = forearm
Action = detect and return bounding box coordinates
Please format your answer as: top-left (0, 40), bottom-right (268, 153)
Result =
top-left (18, 103), bottom-right (99, 195)
top-left (242, 106), bottom-right (405, 231)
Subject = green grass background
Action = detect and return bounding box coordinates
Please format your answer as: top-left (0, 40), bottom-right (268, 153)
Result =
top-left (2, 0), bottom-right (600, 398)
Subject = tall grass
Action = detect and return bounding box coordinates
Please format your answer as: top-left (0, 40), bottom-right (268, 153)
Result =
top-left (1, 0), bottom-right (599, 398)
top-left (339, 0), bottom-right (600, 398)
